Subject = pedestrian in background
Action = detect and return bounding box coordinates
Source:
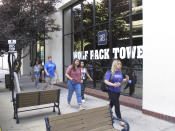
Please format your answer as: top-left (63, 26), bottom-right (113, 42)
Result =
top-left (44, 56), bottom-right (58, 89)
top-left (65, 58), bottom-right (85, 110)
top-left (34, 61), bottom-right (40, 88)
top-left (80, 61), bottom-right (93, 102)
top-left (30, 63), bottom-right (34, 82)
top-left (36, 57), bottom-right (43, 83)
top-left (104, 60), bottom-right (129, 126)
top-left (86, 61), bottom-right (93, 78)
top-left (124, 69), bottom-right (137, 96)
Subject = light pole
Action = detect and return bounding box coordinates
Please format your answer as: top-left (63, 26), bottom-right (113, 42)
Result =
top-left (8, 40), bottom-right (16, 102)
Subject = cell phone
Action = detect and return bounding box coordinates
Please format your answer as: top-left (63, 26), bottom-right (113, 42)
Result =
top-left (128, 80), bottom-right (132, 83)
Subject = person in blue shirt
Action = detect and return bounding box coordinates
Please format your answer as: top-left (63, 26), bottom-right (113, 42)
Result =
top-left (44, 56), bottom-right (58, 89)
top-left (104, 60), bottom-right (129, 127)
top-left (34, 61), bottom-right (40, 88)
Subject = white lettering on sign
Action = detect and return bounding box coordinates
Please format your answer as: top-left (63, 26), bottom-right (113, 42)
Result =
top-left (90, 50), bottom-right (94, 60)
top-left (84, 51), bottom-right (88, 60)
top-left (95, 50), bottom-right (99, 60)
top-left (8, 40), bottom-right (16, 44)
top-left (73, 52), bottom-right (78, 59)
top-left (137, 46), bottom-right (143, 58)
top-left (104, 49), bottom-right (109, 59)
top-left (131, 46), bottom-right (137, 59)
top-left (126, 46), bottom-right (132, 59)
top-left (99, 49), bottom-right (104, 59)
top-left (99, 34), bottom-right (105, 42)
top-left (78, 52), bottom-right (82, 60)
top-left (73, 46), bottom-right (143, 60)
top-left (113, 48), bottom-right (120, 59)
top-left (120, 47), bottom-right (126, 59)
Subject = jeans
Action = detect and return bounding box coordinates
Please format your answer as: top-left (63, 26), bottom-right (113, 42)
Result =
top-left (67, 80), bottom-right (82, 104)
top-left (34, 72), bottom-right (40, 86)
top-left (81, 80), bottom-right (86, 99)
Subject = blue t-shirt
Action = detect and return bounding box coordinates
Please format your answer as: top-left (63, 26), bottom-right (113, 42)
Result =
top-left (104, 71), bottom-right (123, 93)
top-left (44, 62), bottom-right (56, 77)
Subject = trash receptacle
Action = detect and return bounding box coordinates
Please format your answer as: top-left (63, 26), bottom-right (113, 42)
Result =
top-left (5, 74), bottom-right (12, 90)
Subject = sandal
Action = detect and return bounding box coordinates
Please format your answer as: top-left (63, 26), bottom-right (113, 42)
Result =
top-left (120, 121), bottom-right (126, 127)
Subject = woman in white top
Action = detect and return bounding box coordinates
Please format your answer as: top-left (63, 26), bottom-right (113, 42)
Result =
top-left (34, 61), bottom-right (40, 88)
top-left (80, 61), bottom-right (93, 102)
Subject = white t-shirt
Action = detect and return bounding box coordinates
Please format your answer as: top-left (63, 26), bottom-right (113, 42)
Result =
top-left (34, 65), bottom-right (40, 73)
top-left (81, 68), bottom-right (87, 80)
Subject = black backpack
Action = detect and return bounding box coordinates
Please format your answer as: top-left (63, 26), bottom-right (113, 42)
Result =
top-left (101, 71), bottom-right (112, 92)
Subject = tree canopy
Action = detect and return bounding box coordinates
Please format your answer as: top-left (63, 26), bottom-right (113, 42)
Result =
top-left (0, 0), bottom-right (61, 72)
top-left (0, 0), bottom-right (61, 53)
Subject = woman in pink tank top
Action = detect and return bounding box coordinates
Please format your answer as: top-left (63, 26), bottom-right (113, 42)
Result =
top-left (65, 58), bottom-right (85, 110)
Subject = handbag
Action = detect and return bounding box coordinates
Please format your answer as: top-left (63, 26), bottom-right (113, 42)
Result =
top-left (101, 71), bottom-right (112, 92)
top-left (101, 80), bottom-right (108, 92)
top-left (56, 78), bottom-right (60, 84)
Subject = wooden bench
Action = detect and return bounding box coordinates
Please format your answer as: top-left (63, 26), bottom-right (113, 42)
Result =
top-left (14, 89), bottom-right (61, 124)
top-left (45, 106), bottom-right (129, 131)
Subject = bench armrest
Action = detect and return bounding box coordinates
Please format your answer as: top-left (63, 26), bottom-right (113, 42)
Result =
top-left (45, 117), bottom-right (50, 131)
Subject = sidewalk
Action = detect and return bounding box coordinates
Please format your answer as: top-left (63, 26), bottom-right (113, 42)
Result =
top-left (0, 71), bottom-right (175, 131)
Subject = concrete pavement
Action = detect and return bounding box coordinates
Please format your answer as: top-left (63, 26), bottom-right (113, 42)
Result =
top-left (0, 69), bottom-right (175, 131)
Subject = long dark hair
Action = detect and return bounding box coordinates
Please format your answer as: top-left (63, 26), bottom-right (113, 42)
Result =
top-left (80, 61), bottom-right (85, 68)
top-left (72, 58), bottom-right (79, 71)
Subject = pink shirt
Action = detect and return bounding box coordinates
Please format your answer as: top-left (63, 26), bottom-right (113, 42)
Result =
top-left (66, 65), bottom-right (81, 83)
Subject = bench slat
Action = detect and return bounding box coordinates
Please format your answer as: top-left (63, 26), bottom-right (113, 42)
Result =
top-left (89, 125), bottom-right (116, 131)
top-left (50, 109), bottom-right (109, 122)
top-left (106, 129), bottom-right (118, 131)
top-left (49, 113), bottom-right (111, 128)
top-left (48, 106), bottom-right (115, 131)
top-left (50, 121), bottom-right (85, 131)
top-left (40, 89), bottom-right (59, 104)
top-left (17, 92), bottom-right (38, 108)
top-left (49, 106), bottom-right (109, 122)
top-left (49, 110), bottom-right (110, 128)
top-left (84, 119), bottom-right (112, 129)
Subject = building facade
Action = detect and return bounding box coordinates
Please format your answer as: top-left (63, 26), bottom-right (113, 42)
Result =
top-left (24, 0), bottom-right (175, 121)
top-left (46, 0), bottom-right (143, 98)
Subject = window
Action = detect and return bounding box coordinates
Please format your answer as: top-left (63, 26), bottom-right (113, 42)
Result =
top-left (63, 0), bottom-right (143, 98)
top-left (95, 0), bottom-right (109, 24)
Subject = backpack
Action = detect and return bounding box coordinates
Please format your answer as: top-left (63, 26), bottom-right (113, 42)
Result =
top-left (101, 71), bottom-right (112, 92)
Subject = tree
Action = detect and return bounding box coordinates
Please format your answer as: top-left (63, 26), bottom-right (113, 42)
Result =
top-left (73, 0), bottom-right (129, 51)
top-left (0, 0), bottom-right (61, 73)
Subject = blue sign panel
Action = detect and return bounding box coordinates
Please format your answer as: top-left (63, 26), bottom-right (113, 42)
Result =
top-left (98, 30), bottom-right (107, 45)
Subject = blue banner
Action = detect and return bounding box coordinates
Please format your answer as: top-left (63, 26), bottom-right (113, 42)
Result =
top-left (98, 30), bottom-right (107, 45)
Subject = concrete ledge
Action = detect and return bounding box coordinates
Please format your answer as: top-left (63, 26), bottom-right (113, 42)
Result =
top-left (142, 109), bottom-right (175, 123)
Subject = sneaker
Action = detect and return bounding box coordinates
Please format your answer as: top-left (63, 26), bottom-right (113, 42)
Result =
top-left (68, 103), bottom-right (72, 107)
top-left (79, 106), bottom-right (86, 111)
top-left (82, 99), bottom-right (86, 103)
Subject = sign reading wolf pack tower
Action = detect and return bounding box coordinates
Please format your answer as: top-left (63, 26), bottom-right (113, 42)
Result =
top-left (73, 46), bottom-right (143, 60)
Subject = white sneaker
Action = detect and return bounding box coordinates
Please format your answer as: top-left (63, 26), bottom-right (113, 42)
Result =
top-left (68, 103), bottom-right (72, 107)
top-left (82, 99), bottom-right (86, 103)
top-left (79, 106), bottom-right (86, 111)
